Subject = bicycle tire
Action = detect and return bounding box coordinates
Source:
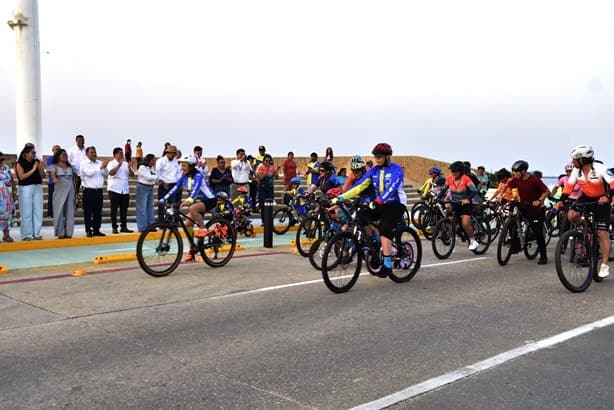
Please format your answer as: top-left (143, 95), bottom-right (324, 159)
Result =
top-left (321, 231), bottom-right (361, 293)
top-left (471, 218), bottom-right (491, 255)
top-left (432, 219), bottom-right (455, 259)
top-left (309, 238), bottom-right (337, 271)
top-left (555, 230), bottom-right (592, 293)
top-left (272, 208), bottom-right (292, 234)
top-left (497, 219), bottom-right (516, 266)
top-left (389, 226), bottom-right (422, 283)
top-left (421, 209), bottom-right (437, 240)
top-left (522, 222), bottom-right (540, 260)
top-left (136, 223), bottom-right (183, 277)
top-left (295, 216), bottom-right (325, 257)
top-left (201, 218), bottom-right (237, 267)
top-left (410, 202), bottom-right (427, 229)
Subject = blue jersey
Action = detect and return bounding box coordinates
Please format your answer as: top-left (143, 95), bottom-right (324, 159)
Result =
top-left (165, 170), bottom-right (215, 202)
top-left (344, 162), bottom-right (406, 204)
top-left (314, 173), bottom-right (340, 194)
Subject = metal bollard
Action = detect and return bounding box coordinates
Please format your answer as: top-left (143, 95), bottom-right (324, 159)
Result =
top-left (262, 198), bottom-right (274, 248)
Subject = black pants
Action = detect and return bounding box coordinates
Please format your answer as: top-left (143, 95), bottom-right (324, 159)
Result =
top-left (521, 206), bottom-right (547, 256)
top-left (47, 183), bottom-right (54, 218)
top-left (83, 188), bottom-right (103, 234)
top-left (157, 183), bottom-right (181, 222)
top-left (109, 191), bottom-right (130, 230)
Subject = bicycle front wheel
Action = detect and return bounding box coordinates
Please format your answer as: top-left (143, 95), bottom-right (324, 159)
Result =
top-left (389, 227), bottom-right (422, 283)
top-left (201, 218), bottom-right (237, 267)
top-left (295, 216), bottom-right (325, 257)
top-left (321, 231), bottom-right (361, 293)
top-left (272, 208), bottom-right (292, 234)
top-left (497, 219), bottom-right (517, 266)
top-left (136, 223), bottom-right (183, 277)
top-left (555, 230), bottom-right (593, 292)
top-left (471, 218), bottom-right (491, 255)
top-left (432, 219), bottom-right (455, 259)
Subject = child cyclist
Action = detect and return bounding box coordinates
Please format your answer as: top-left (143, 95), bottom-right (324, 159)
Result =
top-left (333, 143), bottom-right (407, 277)
top-left (232, 185), bottom-right (253, 224)
top-left (285, 176), bottom-right (308, 218)
top-left (213, 191), bottom-right (234, 222)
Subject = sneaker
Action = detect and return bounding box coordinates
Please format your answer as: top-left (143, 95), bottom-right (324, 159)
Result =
top-left (184, 253), bottom-right (195, 262)
top-left (598, 264), bottom-right (610, 279)
top-left (120, 228), bottom-right (134, 233)
top-left (93, 231), bottom-right (106, 237)
top-left (468, 239), bottom-right (479, 251)
top-left (195, 228), bottom-right (209, 238)
top-left (112, 228), bottom-right (119, 234)
top-left (538, 255), bottom-right (548, 265)
top-left (378, 265), bottom-right (392, 278)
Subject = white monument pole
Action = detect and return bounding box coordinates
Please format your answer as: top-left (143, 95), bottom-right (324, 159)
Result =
top-left (8, 0), bottom-right (42, 153)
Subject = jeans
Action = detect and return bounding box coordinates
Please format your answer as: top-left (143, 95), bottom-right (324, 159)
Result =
top-left (136, 184), bottom-right (155, 232)
top-left (18, 184), bottom-right (43, 239)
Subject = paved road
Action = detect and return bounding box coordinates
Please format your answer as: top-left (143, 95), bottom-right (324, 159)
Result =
top-left (1, 241), bottom-right (614, 409)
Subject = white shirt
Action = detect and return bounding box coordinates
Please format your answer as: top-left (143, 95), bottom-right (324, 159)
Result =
top-left (79, 159), bottom-right (108, 189)
top-left (68, 145), bottom-right (87, 176)
top-left (194, 154), bottom-right (209, 176)
top-left (137, 165), bottom-right (158, 186)
top-left (106, 159), bottom-right (131, 194)
top-left (231, 159), bottom-right (252, 184)
top-left (155, 155), bottom-right (180, 184)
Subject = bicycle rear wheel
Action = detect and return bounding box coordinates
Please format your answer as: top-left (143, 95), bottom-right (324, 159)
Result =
top-left (523, 222), bottom-right (540, 260)
top-left (201, 218), bottom-right (237, 267)
top-left (389, 227), bottom-right (422, 283)
top-left (136, 223), bottom-right (183, 277)
top-left (555, 230), bottom-right (592, 292)
top-left (272, 208), bottom-right (292, 234)
top-left (410, 202), bottom-right (427, 230)
top-left (309, 238), bottom-right (330, 270)
top-left (432, 219), bottom-right (455, 259)
top-left (296, 216), bottom-right (326, 257)
top-left (321, 231), bottom-right (361, 293)
top-left (497, 219), bottom-right (517, 266)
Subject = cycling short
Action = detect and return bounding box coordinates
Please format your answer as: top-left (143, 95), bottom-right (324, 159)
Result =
top-left (452, 202), bottom-right (474, 217)
top-left (367, 202), bottom-right (406, 240)
top-left (574, 197), bottom-right (611, 231)
top-left (192, 197), bottom-right (218, 212)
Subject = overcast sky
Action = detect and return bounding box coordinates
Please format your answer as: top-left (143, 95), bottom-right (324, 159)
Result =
top-left (1, 0), bottom-right (613, 175)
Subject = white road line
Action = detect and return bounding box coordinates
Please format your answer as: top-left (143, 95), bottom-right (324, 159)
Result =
top-left (208, 257), bottom-right (489, 301)
top-left (351, 314), bottom-right (614, 410)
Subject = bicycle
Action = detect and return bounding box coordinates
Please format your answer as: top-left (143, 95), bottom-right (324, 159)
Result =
top-left (136, 203), bottom-right (237, 277)
top-left (320, 203), bottom-right (422, 293)
top-left (431, 200), bottom-right (491, 259)
top-left (295, 198), bottom-right (332, 257)
top-left (272, 196), bottom-right (312, 234)
top-left (410, 193), bottom-right (445, 240)
top-left (496, 200), bottom-right (547, 265)
top-left (554, 201), bottom-right (612, 292)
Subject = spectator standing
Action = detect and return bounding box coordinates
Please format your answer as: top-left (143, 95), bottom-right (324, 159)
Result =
top-left (325, 146), bottom-right (334, 163)
top-left (135, 141), bottom-right (144, 168)
top-left (306, 152), bottom-right (320, 186)
top-left (476, 166), bottom-right (489, 195)
top-left (256, 154), bottom-right (279, 208)
top-left (46, 144), bottom-right (60, 218)
top-left (210, 155), bottom-right (233, 195)
top-left (281, 151), bottom-right (297, 190)
top-left (80, 146), bottom-right (109, 237)
top-left (255, 145), bottom-right (266, 167)
top-left (336, 167), bottom-right (348, 186)
top-left (230, 148), bottom-right (253, 199)
top-left (47, 148), bottom-right (77, 239)
top-left (124, 139), bottom-right (133, 165)
top-left (193, 145), bottom-right (209, 175)
top-left (136, 154), bottom-right (158, 232)
top-left (155, 145), bottom-right (181, 222)
top-left (107, 147), bottom-right (135, 234)
top-left (0, 152), bottom-right (16, 242)
top-left (15, 144), bottom-right (45, 240)
top-left (67, 134), bottom-right (87, 192)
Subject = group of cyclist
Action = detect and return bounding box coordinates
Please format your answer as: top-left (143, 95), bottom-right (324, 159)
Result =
top-left (154, 141), bottom-right (613, 279)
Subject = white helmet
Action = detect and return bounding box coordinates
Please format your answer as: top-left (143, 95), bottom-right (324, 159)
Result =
top-left (564, 163), bottom-right (574, 171)
top-left (570, 145), bottom-right (594, 160)
top-left (178, 154), bottom-right (197, 165)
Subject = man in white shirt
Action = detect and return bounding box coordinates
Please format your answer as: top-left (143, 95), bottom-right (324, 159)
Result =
top-left (67, 134), bottom-right (87, 190)
top-left (230, 148), bottom-right (253, 199)
top-left (193, 145), bottom-right (209, 176)
top-left (79, 146), bottom-right (109, 237)
top-left (107, 147), bottom-right (135, 234)
top-left (155, 145), bottom-right (181, 222)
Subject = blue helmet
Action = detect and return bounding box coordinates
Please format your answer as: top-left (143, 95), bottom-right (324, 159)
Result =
top-left (291, 177), bottom-right (301, 185)
top-left (429, 167), bottom-right (441, 176)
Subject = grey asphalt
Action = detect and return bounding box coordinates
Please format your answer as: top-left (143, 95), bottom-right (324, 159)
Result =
top-left (1, 241), bottom-right (614, 409)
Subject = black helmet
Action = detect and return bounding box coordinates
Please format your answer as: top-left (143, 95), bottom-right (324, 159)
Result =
top-left (532, 170), bottom-right (543, 179)
top-left (511, 160), bottom-right (529, 172)
top-left (319, 161), bottom-right (335, 173)
top-left (495, 168), bottom-right (511, 180)
top-left (449, 161), bottom-right (465, 173)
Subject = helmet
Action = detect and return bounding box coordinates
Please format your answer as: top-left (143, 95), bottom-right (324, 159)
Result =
top-left (350, 155), bottom-right (366, 170)
top-left (511, 160), bottom-right (529, 172)
top-left (565, 163), bottom-right (574, 171)
top-left (290, 177), bottom-right (302, 184)
top-left (532, 170), bottom-right (543, 179)
top-left (570, 145), bottom-right (594, 160)
top-left (178, 154), bottom-right (197, 165)
top-left (237, 186), bottom-right (248, 194)
top-left (429, 167), bottom-right (441, 176)
top-left (326, 186), bottom-right (343, 198)
top-left (371, 143), bottom-right (393, 155)
top-left (320, 161), bottom-right (335, 173)
top-left (495, 168), bottom-right (511, 180)
top-left (216, 191), bottom-right (229, 200)
top-left (449, 161), bottom-right (465, 173)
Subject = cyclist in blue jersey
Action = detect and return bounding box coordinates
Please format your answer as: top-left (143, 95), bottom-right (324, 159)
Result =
top-left (306, 161), bottom-right (340, 197)
top-left (334, 142), bottom-right (407, 277)
top-left (159, 154), bottom-right (217, 238)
